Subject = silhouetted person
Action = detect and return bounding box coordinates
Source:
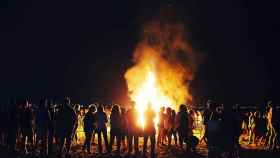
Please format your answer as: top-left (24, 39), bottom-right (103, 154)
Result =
top-left (83, 105), bottom-right (96, 153)
top-left (120, 107), bottom-right (128, 151)
top-left (248, 111), bottom-right (256, 144)
top-left (202, 99), bottom-right (213, 145)
top-left (47, 99), bottom-right (56, 155)
top-left (176, 104), bottom-right (189, 151)
top-left (126, 102), bottom-right (140, 154)
top-left (95, 105), bottom-right (109, 154)
top-left (143, 103), bottom-right (156, 157)
top-left (166, 107), bottom-right (173, 147)
top-left (35, 98), bottom-right (51, 156)
top-left (56, 97), bottom-right (77, 157)
top-left (7, 100), bottom-right (19, 152)
top-left (157, 107), bottom-right (166, 145)
top-left (206, 104), bottom-right (222, 158)
top-left (266, 101), bottom-right (277, 150)
top-left (73, 104), bottom-right (80, 145)
top-left (221, 105), bottom-right (240, 158)
top-left (19, 100), bottom-right (34, 154)
top-left (109, 104), bottom-right (122, 153)
top-left (171, 109), bottom-right (178, 146)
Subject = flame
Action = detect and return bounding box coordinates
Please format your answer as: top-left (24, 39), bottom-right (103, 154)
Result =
top-left (124, 20), bottom-right (195, 129)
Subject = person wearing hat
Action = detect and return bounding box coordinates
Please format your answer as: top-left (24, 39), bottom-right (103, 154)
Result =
top-left (83, 104), bottom-right (97, 153)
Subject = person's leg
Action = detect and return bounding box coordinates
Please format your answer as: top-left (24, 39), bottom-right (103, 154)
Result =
top-left (116, 134), bottom-right (121, 152)
top-left (178, 130), bottom-right (183, 148)
top-left (167, 130), bottom-right (172, 147)
top-left (102, 128), bottom-right (109, 152)
top-left (48, 128), bottom-right (54, 155)
top-left (58, 136), bottom-right (65, 156)
top-left (84, 131), bottom-right (91, 152)
top-left (8, 128), bottom-right (17, 151)
top-left (173, 130), bottom-right (178, 145)
top-left (65, 133), bottom-right (72, 155)
top-left (97, 131), bottom-right (102, 153)
top-left (134, 135), bottom-right (139, 153)
top-left (109, 132), bottom-right (115, 152)
top-left (270, 127), bottom-right (277, 150)
top-left (267, 126), bottom-right (273, 149)
top-left (151, 134), bottom-right (156, 156)
top-left (128, 134), bottom-right (132, 153)
top-left (41, 130), bottom-right (48, 156)
top-left (143, 135), bottom-right (148, 154)
top-left (92, 130), bottom-right (96, 145)
top-left (28, 130), bottom-right (34, 151)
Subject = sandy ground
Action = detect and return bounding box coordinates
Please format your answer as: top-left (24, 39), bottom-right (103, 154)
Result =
top-left (1, 134), bottom-right (279, 158)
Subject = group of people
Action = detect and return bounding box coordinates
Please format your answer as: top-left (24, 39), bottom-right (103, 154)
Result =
top-left (0, 97), bottom-right (279, 158)
top-left (82, 103), bottom-right (193, 157)
top-left (0, 98), bottom-right (195, 157)
top-left (0, 98), bottom-right (77, 157)
top-left (239, 101), bottom-right (280, 150)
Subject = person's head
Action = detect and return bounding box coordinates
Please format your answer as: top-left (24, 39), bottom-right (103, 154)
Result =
top-left (88, 105), bottom-right (96, 113)
top-left (179, 104), bottom-right (187, 112)
top-left (112, 104), bottom-right (120, 114)
top-left (166, 107), bottom-right (172, 115)
top-left (171, 109), bottom-right (176, 116)
top-left (64, 97), bottom-right (71, 106)
top-left (206, 99), bottom-right (212, 109)
top-left (267, 100), bottom-right (273, 108)
top-left (97, 105), bottom-right (104, 112)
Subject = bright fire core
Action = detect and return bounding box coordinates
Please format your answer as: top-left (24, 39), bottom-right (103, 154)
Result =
top-left (134, 67), bottom-right (173, 128)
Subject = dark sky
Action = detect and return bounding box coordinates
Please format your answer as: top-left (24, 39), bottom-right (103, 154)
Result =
top-left (0, 0), bottom-right (279, 105)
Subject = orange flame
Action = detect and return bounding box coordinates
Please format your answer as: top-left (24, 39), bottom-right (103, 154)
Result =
top-left (125, 20), bottom-right (195, 129)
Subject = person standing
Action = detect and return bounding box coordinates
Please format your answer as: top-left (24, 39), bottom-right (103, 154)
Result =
top-left (166, 107), bottom-right (173, 147)
top-left (35, 98), bottom-right (51, 156)
top-left (47, 99), bottom-right (56, 155)
top-left (95, 105), bottom-right (109, 154)
top-left (266, 101), bottom-right (277, 150)
top-left (83, 105), bottom-right (96, 154)
top-left (109, 105), bottom-right (122, 153)
top-left (126, 102), bottom-right (140, 154)
top-left (56, 97), bottom-right (77, 157)
top-left (19, 100), bottom-right (34, 154)
top-left (176, 104), bottom-right (189, 151)
top-left (157, 107), bottom-right (166, 146)
top-left (248, 111), bottom-right (256, 144)
top-left (143, 103), bottom-right (156, 157)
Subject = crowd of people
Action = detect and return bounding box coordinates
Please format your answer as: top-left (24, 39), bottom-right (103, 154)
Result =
top-left (0, 97), bottom-right (279, 158)
top-left (238, 101), bottom-right (280, 150)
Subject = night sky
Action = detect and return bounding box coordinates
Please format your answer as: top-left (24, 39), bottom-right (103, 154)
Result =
top-left (1, 0), bottom-right (279, 105)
